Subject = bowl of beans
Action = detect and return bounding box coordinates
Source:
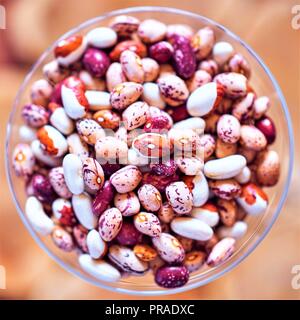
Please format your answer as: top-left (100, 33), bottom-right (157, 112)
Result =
top-left (6, 6), bottom-right (293, 295)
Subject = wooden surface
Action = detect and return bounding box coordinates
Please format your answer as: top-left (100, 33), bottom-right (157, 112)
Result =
top-left (0, 0), bottom-right (299, 299)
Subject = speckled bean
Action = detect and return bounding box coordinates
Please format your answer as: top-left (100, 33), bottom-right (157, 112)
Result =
top-left (255, 150), bottom-right (280, 186)
top-left (240, 125), bottom-right (267, 151)
top-left (138, 184), bottom-right (162, 212)
top-left (176, 157), bottom-right (204, 176)
top-left (166, 181), bottom-right (193, 214)
top-left (108, 245), bottom-right (149, 275)
top-left (106, 62), bottom-right (127, 92)
top-left (52, 226), bottom-right (74, 252)
top-left (170, 34), bottom-right (196, 79)
top-left (192, 27), bottom-right (215, 60)
top-left (184, 251), bottom-right (206, 272)
top-left (110, 82), bottom-right (143, 110)
top-left (82, 157), bottom-right (104, 193)
top-left (110, 165), bottom-right (142, 193)
top-left (95, 136), bottom-right (128, 164)
top-left (214, 72), bottom-right (247, 99)
top-left (122, 101), bottom-right (149, 130)
top-left (134, 212), bottom-right (162, 237)
top-left (92, 181), bottom-right (115, 217)
top-left (209, 179), bottom-right (242, 200)
top-left (157, 74), bottom-right (189, 107)
top-left (134, 244), bottom-right (157, 262)
top-left (120, 50), bottom-right (144, 83)
top-left (98, 207), bottom-right (122, 241)
top-left (232, 92), bottom-right (255, 121)
top-left (155, 265), bottom-right (189, 288)
top-left (30, 79), bottom-right (53, 107)
top-left (152, 233), bottom-right (185, 264)
top-left (133, 133), bottom-right (172, 158)
top-left (207, 237), bottom-right (236, 267)
top-left (138, 19), bottom-right (167, 44)
top-left (217, 114), bottom-right (241, 144)
top-left (22, 104), bottom-right (49, 128)
top-left (12, 143), bottom-right (35, 177)
top-left (142, 58), bottom-right (159, 82)
top-left (114, 192), bottom-right (140, 216)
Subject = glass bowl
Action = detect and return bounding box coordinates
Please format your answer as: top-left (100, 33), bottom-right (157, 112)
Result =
top-left (5, 6), bottom-right (294, 295)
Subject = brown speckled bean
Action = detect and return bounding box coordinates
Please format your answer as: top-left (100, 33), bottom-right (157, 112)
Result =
top-left (138, 184), bottom-right (162, 212)
top-left (255, 150), bottom-right (280, 186)
top-left (120, 50), bottom-right (144, 83)
top-left (209, 179), bottom-right (242, 200)
top-left (207, 237), bottom-right (236, 267)
top-left (152, 232), bottom-right (185, 264)
top-left (166, 181), bottom-right (193, 215)
top-left (134, 244), bottom-right (157, 262)
top-left (217, 114), bottom-right (241, 144)
top-left (98, 207), bottom-right (123, 241)
top-left (217, 199), bottom-right (237, 227)
top-left (52, 226), bottom-right (74, 252)
top-left (214, 72), bottom-right (247, 99)
top-left (240, 125), bottom-right (267, 151)
top-left (157, 74), bottom-right (189, 107)
top-left (184, 250), bottom-right (206, 272)
top-left (122, 101), bottom-right (149, 130)
top-left (114, 192), bottom-right (141, 216)
top-left (82, 157), bottom-right (104, 193)
top-left (110, 82), bottom-right (143, 111)
top-left (134, 212), bottom-right (162, 237)
top-left (110, 165), bottom-right (142, 193)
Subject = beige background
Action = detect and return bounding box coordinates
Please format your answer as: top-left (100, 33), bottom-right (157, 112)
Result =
top-left (0, 0), bottom-right (299, 299)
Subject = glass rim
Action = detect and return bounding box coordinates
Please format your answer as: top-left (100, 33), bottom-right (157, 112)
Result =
top-left (5, 6), bottom-right (294, 296)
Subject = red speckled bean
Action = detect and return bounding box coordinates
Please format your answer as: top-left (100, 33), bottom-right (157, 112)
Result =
top-left (155, 265), bottom-right (189, 288)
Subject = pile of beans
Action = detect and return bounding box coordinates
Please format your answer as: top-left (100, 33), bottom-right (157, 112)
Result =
top-left (12, 15), bottom-right (280, 289)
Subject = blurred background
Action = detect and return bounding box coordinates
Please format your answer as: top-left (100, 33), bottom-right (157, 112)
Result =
top-left (0, 0), bottom-right (299, 299)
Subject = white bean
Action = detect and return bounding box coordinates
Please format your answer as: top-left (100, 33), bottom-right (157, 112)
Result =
top-left (171, 217), bottom-right (213, 241)
top-left (25, 196), bottom-right (54, 235)
top-left (79, 254), bottom-right (121, 282)
top-left (72, 193), bottom-right (97, 230)
top-left (63, 154), bottom-right (84, 195)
